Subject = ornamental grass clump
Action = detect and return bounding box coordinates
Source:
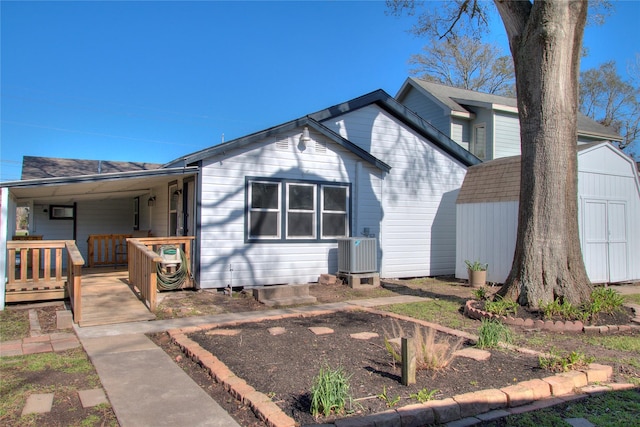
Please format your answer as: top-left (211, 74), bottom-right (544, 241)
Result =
top-left (384, 321), bottom-right (463, 371)
top-left (476, 318), bottom-right (514, 349)
top-left (310, 364), bottom-right (353, 418)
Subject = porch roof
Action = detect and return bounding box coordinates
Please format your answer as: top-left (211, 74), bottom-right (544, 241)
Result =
top-left (2, 166), bottom-right (198, 205)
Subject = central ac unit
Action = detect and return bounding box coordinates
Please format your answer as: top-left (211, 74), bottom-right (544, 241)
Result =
top-left (337, 237), bottom-right (377, 274)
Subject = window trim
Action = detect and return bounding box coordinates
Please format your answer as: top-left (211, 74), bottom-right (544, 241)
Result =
top-left (245, 177), bottom-right (350, 243)
top-left (472, 123), bottom-right (487, 160)
top-left (247, 180), bottom-right (282, 240)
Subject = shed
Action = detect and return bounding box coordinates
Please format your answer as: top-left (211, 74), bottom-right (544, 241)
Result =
top-left (455, 142), bottom-right (640, 284)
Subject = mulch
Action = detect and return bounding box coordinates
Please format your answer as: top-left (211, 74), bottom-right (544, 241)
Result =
top-left (186, 310), bottom-right (550, 426)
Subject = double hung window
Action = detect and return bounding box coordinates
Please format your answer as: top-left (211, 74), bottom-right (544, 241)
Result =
top-left (247, 179), bottom-right (349, 241)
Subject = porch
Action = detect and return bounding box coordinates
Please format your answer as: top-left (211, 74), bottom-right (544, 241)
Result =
top-left (5, 236), bottom-right (195, 327)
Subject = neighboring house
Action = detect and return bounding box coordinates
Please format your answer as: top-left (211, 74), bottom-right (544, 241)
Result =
top-left (395, 78), bottom-right (623, 161)
top-left (0, 89), bottom-right (479, 294)
top-left (456, 142), bottom-right (640, 284)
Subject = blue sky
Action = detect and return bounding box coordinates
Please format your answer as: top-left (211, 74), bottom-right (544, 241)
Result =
top-left (1, 1), bottom-right (639, 182)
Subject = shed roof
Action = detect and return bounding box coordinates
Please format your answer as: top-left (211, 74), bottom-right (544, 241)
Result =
top-left (398, 78), bottom-right (623, 142)
top-left (457, 143), bottom-right (621, 204)
top-left (21, 156), bottom-right (161, 180)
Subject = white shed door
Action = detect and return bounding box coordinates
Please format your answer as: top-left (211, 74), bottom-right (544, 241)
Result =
top-left (582, 199), bottom-right (628, 283)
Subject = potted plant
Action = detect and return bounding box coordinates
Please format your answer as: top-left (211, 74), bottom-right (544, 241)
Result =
top-left (465, 260), bottom-right (488, 288)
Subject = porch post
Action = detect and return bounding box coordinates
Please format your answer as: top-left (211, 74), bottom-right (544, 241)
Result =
top-left (0, 187), bottom-right (9, 310)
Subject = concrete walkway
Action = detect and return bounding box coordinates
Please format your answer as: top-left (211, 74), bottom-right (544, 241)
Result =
top-left (74, 295), bottom-right (427, 427)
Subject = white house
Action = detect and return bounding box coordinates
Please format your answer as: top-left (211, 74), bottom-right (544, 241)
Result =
top-left (395, 78), bottom-right (623, 161)
top-left (455, 142), bottom-right (640, 284)
top-left (1, 90), bottom-right (480, 299)
top-left (163, 90), bottom-right (479, 287)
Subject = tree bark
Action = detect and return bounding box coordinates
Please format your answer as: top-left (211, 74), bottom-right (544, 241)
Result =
top-left (494, 0), bottom-right (592, 308)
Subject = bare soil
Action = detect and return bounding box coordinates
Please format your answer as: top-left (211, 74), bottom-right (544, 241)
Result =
top-left (186, 310), bottom-right (551, 426)
top-left (150, 279), bottom-right (640, 426)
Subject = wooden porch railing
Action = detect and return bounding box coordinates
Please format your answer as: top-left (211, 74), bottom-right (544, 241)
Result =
top-left (66, 241), bottom-right (85, 324)
top-left (6, 240), bottom-right (85, 323)
top-left (87, 234), bottom-right (132, 267)
top-left (127, 236), bottom-right (195, 311)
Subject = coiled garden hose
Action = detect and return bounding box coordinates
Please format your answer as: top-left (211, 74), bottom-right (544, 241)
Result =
top-left (156, 245), bottom-right (189, 290)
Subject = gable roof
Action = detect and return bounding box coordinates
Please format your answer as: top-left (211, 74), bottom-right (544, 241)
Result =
top-left (397, 78), bottom-right (623, 142)
top-left (165, 89), bottom-right (481, 171)
top-left (456, 142), bottom-right (631, 204)
top-left (308, 89), bottom-right (480, 167)
top-left (21, 156), bottom-right (162, 180)
top-left (163, 116), bottom-right (391, 172)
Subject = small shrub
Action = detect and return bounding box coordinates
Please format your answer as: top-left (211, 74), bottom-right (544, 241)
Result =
top-left (472, 286), bottom-right (489, 301)
top-left (410, 388), bottom-right (439, 403)
top-left (476, 318), bottom-right (514, 349)
top-left (310, 364), bottom-right (353, 417)
top-left (384, 321), bottom-right (463, 371)
top-left (484, 295), bottom-right (519, 317)
top-left (539, 349), bottom-right (595, 373)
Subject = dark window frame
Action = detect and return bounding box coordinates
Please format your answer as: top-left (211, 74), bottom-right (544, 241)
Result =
top-left (245, 177), bottom-right (350, 243)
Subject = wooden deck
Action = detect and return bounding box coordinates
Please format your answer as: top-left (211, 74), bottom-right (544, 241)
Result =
top-left (79, 268), bottom-right (156, 327)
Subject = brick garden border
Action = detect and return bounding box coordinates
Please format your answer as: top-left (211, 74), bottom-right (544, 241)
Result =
top-left (165, 306), bottom-right (635, 427)
top-left (464, 300), bottom-right (640, 334)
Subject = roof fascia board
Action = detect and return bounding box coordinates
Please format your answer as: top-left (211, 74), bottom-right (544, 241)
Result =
top-left (164, 116), bottom-right (390, 173)
top-left (1, 166), bottom-right (199, 189)
top-left (311, 90), bottom-right (481, 167)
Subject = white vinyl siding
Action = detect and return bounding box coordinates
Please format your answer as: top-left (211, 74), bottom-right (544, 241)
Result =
top-left (198, 128), bottom-right (383, 288)
top-left (456, 143), bottom-right (640, 284)
top-left (455, 201), bottom-right (518, 283)
top-left (322, 105), bottom-right (468, 277)
top-left (451, 118), bottom-right (469, 150)
top-left (493, 112), bottom-right (521, 159)
top-left (400, 89), bottom-right (452, 138)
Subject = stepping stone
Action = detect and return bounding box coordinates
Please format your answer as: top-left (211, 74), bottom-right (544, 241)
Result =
top-left (564, 418), bottom-right (595, 427)
top-left (350, 332), bottom-right (379, 340)
top-left (78, 389), bottom-right (108, 408)
top-left (29, 309), bottom-right (42, 337)
top-left (22, 393), bottom-right (54, 415)
top-left (205, 329), bottom-right (241, 336)
top-left (268, 327), bottom-right (286, 336)
top-left (453, 347), bottom-right (491, 361)
top-left (56, 310), bottom-right (74, 329)
top-left (308, 327), bottom-right (334, 335)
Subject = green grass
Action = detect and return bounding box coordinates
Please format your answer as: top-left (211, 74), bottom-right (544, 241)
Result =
top-left (0, 347), bottom-right (97, 375)
top-left (484, 389), bottom-right (640, 426)
top-left (585, 335), bottom-right (640, 353)
top-left (380, 300), bottom-right (471, 330)
top-left (310, 364), bottom-right (353, 417)
top-left (0, 309), bottom-right (30, 342)
top-left (623, 293), bottom-right (640, 305)
top-left (0, 349), bottom-right (109, 425)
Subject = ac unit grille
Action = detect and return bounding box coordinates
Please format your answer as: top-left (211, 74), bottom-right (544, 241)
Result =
top-left (337, 238), bottom-right (377, 274)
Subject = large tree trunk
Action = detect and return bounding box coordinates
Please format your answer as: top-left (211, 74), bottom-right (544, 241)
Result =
top-left (495, 0), bottom-right (592, 308)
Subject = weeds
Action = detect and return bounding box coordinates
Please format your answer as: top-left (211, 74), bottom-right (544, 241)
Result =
top-left (471, 286), bottom-right (489, 301)
top-left (310, 364), bottom-right (353, 417)
top-left (410, 388), bottom-right (439, 403)
top-left (538, 349), bottom-right (595, 372)
top-left (383, 321), bottom-right (463, 371)
top-left (476, 318), bottom-right (514, 349)
top-left (377, 386), bottom-right (401, 407)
